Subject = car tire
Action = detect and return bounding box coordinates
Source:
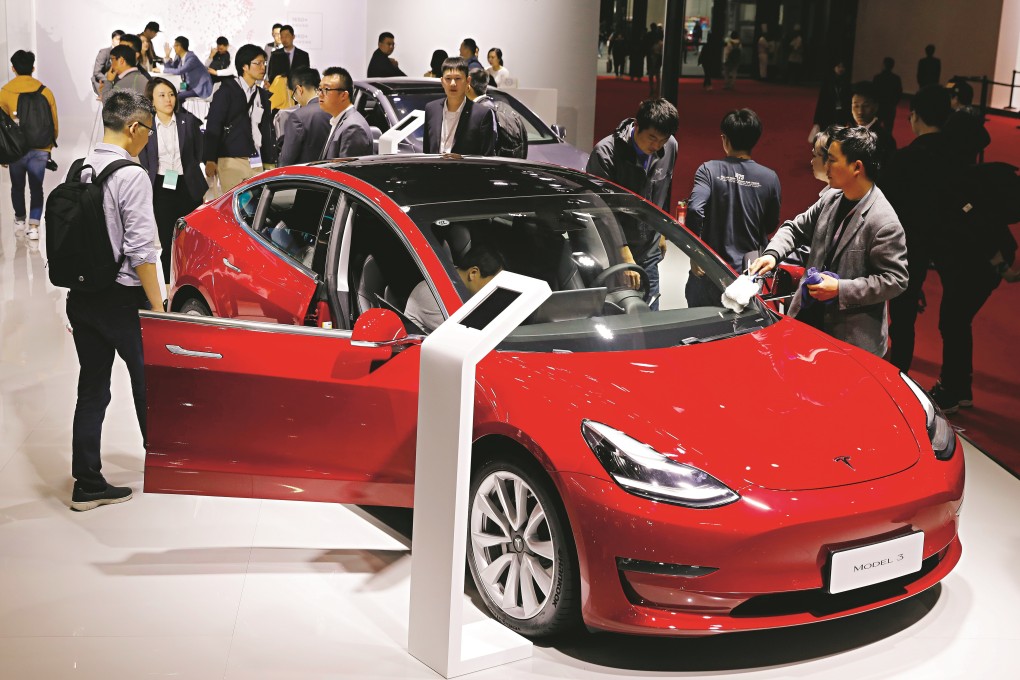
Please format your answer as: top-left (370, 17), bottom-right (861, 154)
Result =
top-left (179, 297), bottom-right (212, 316)
top-left (467, 457), bottom-right (580, 638)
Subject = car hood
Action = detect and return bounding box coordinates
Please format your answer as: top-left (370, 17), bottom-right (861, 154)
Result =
top-left (529, 142), bottom-right (591, 172)
top-left (483, 319), bottom-right (920, 491)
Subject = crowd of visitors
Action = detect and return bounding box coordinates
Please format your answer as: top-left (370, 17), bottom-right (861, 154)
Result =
top-left (1, 19), bottom-right (1017, 511)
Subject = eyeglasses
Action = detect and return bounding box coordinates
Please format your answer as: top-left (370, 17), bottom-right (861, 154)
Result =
top-left (135, 121), bottom-right (154, 137)
top-left (316, 86), bottom-right (346, 95)
top-left (249, 60), bottom-right (266, 68)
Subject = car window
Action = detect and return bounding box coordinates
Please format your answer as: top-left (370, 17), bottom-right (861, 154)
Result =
top-left (235, 186), bottom-right (263, 227)
top-left (339, 198), bottom-right (435, 334)
top-left (251, 184), bottom-right (331, 272)
top-left (356, 90), bottom-right (390, 134)
top-left (487, 92), bottom-right (557, 144)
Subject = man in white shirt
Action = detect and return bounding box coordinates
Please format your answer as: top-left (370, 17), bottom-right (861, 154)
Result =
top-left (405, 242), bottom-right (504, 332)
top-left (317, 66), bottom-right (372, 159)
top-left (422, 57), bottom-right (495, 155)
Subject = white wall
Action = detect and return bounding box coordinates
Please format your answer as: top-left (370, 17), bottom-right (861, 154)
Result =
top-left (854, 0), bottom-right (1005, 100)
top-left (365, 0), bottom-right (600, 150)
top-left (995, 0), bottom-right (1020, 109)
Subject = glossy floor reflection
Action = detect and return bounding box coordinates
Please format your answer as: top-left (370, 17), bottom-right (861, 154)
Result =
top-left (2, 186), bottom-right (1020, 680)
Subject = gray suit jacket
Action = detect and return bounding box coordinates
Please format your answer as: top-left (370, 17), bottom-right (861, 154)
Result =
top-left (319, 107), bottom-right (373, 160)
top-left (92, 46), bottom-right (111, 95)
top-left (279, 98), bottom-right (333, 166)
top-left (763, 185), bottom-right (908, 356)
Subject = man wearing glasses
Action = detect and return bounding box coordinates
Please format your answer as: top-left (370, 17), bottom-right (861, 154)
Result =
top-left (66, 91), bottom-right (164, 512)
top-left (204, 44), bottom-right (276, 193)
top-left (101, 44), bottom-right (148, 103)
top-left (317, 66), bottom-right (372, 159)
top-left (422, 57), bottom-right (495, 155)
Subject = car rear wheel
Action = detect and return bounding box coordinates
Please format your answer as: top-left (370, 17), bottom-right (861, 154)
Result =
top-left (179, 297), bottom-right (211, 316)
top-left (468, 458), bottom-right (579, 637)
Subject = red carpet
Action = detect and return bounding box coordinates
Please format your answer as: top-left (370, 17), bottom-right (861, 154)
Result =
top-left (594, 76), bottom-right (1020, 475)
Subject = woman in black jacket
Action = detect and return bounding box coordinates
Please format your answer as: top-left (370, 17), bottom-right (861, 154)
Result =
top-left (139, 77), bottom-right (207, 281)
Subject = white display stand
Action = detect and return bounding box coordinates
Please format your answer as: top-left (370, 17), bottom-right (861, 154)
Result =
top-left (378, 110), bottom-right (425, 154)
top-left (407, 272), bottom-right (552, 678)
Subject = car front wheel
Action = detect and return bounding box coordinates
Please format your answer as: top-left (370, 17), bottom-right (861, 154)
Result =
top-left (179, 297), bottom-right (211, 316)
top-left (468, 458), bottom-right (579, 637)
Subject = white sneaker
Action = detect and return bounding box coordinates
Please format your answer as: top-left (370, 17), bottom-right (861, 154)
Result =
top-left (14, 219), bottom-right (26, 233)
top-left (27, 225), bottom-right (40, 240)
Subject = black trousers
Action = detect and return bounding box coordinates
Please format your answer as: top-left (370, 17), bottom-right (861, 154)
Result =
top-left (888, 254), bottom-right (931, 372)
top-left (937, 262), bottom-right (1001, 395)
top-left (153, 180), bottom-right (201, 282)
top-left (67, 284), bottom-right (149, 491)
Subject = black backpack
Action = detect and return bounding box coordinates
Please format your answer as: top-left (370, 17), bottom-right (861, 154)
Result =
top-left (491, 100), bottom-right (528, 159)
top-left (45, 158), bottom-right (140, 291)
top-left (0, 106), bottom-right (27, 163)
top-left (16, 85), bottom-right (56, 149)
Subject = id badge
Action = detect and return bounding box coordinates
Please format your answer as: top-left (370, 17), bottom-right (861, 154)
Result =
top-left (249, 154), bottom-right (263, 169)
top-left (162, 170), bottom-right (179, 190)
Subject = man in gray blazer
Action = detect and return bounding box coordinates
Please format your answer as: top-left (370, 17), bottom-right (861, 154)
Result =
top-left (317, 66), bottom-right (373, 159)
top-left (749, 126), bottom-right (908, 357)
top-left (92, 30), bottom-right (124, 96)
top-left (278, 67), bottom-right (331, 166)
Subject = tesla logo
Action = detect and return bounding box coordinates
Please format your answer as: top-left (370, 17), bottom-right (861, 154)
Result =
top-left (835, 456), bottom-right (855, 470)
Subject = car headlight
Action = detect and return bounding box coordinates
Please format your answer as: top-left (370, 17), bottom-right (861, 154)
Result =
top-left (900, 373), bottom-right (957, 460)
top-left (580, 420), bottom-right (739, 508)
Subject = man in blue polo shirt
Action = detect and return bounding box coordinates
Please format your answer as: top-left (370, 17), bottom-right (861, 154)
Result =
top-left (587, 98), bottom-right (678, 309)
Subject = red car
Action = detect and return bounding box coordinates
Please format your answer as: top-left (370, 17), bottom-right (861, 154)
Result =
top-left (145, 156), bottom-right (963, 638)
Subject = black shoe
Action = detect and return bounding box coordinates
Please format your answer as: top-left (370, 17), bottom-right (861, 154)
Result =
top-left (929, 382), bottom-right (973, 415)
top-left (71, 484), bottom-right (133, 512)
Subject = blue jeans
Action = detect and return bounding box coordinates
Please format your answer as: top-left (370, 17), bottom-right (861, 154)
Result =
top-left (9, 149), bottom-right (48, 223)
top-left (640, 251), bottom-right (663, 311)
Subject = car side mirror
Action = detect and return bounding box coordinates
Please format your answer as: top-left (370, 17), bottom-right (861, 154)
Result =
top-left (350, 308), bottom-right (423, 363)
top-left (551, 124), bottom-right (567, 140)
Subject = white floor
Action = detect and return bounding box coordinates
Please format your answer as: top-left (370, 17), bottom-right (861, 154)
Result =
top-left (3, 182), bottom-right (1020, 680)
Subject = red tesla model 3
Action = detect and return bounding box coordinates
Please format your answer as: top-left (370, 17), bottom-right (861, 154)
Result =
top-left (143, 156), bottom-right (964, 638)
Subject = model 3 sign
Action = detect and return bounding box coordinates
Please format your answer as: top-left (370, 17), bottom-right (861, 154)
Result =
top-left (828, 532), bottom-right (925, 594)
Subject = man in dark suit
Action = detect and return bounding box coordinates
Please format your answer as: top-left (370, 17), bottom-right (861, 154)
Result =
top-left (279, 67), bottom-right (331, 165)
top-left (267, 25), bottom-right (310, 87)
top-left (851, 81), bottom-right (896, 176)
top-left (204, 44), bottom-right (276, 192)
top-left (917, 44), bottom-right (941, 89)
top-left (422, 57), bottom-right (496, 155)
top-left (318, 66), bottom-right (373, 159)
top-left (750, 126), bottom-right (908, 357)
top-left (872, 57), bottom-right (903, 132)
top-left (367, 32), bottom-right (406, 77)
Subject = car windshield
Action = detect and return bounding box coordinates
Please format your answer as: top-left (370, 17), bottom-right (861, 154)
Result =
top-left (406, 192), bottom-right (776, 353)
top-left (386, 91), bottom-right (558, 144)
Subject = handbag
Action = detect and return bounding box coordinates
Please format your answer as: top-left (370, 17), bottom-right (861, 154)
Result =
top-left (0, 107), bottom-right (27, 164)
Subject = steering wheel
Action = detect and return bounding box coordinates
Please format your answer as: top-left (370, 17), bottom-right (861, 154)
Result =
top-left (593, 263), bottom-right (651, 297)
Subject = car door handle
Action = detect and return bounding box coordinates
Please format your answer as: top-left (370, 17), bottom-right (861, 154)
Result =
top-left (166, 344), bottom-right (223, 359)
top-left (223, 258), bottom-right (242, 273)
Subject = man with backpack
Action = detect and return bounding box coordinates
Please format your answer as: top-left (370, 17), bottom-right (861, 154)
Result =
top-left (466, 68), bottom-right (527, 159)
top-left (50, 90), bottom-right (163, 511)
top-left (1, 49), bottom-right (58, 241)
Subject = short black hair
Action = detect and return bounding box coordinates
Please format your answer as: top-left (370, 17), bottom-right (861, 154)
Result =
top-left (635, 98), bottom-right (679, 137)
top-left (456, 241), bottom-right (504, 277)
top-left (216, 36), bottom-right (229, 46)
top-left (289, 66), bottom-right (321, 92)
top-left (911, 85), bottom-right (952, 127)
top-left (10, 50), bottom-right (34, 76)
top-left (468, 68), bottom-right (488, 96)
top-left (120, 33), bottom-right (142, 55)
top-left (925, 44), bottom-right (936, 56)
top-left (441, 57), bottom-right (469, 78)
top-left (882, 56), bottom-right (894, 70)
top-left (272, 23), bottom-right (283, 31)
top-left (235, 44), bottom-right (267, 76)
top-left (280, 25), bottom-right (295, 35)
top-left (102, 90), bottom-right (155, 131)
top-left (110, 44), bottom-right (137, 67)
top-left (174, 36), bottom-right (189, 52)
top-left (462, 38), bottom-right (478, 54)
top-left (144, 21), bottom-right (160, 33)
top-left (851, 80), bottom-right (878, 103)
top-left (379, 32), bottom-right (394, 43)
top-left (144, 76), bottom-right (179, 112)
top-left (830, 125), bottom-right (879, 180)
top-left (720, 108), bottom-right (762, 151)
top-left (322, 66), bottom-right (353, 98)
top-left (948, 79), bottom-right (974, 106)
top-left (112, 29), bottom-right (125, 39)
top-left (488, 47), bottom-right (503, 66)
